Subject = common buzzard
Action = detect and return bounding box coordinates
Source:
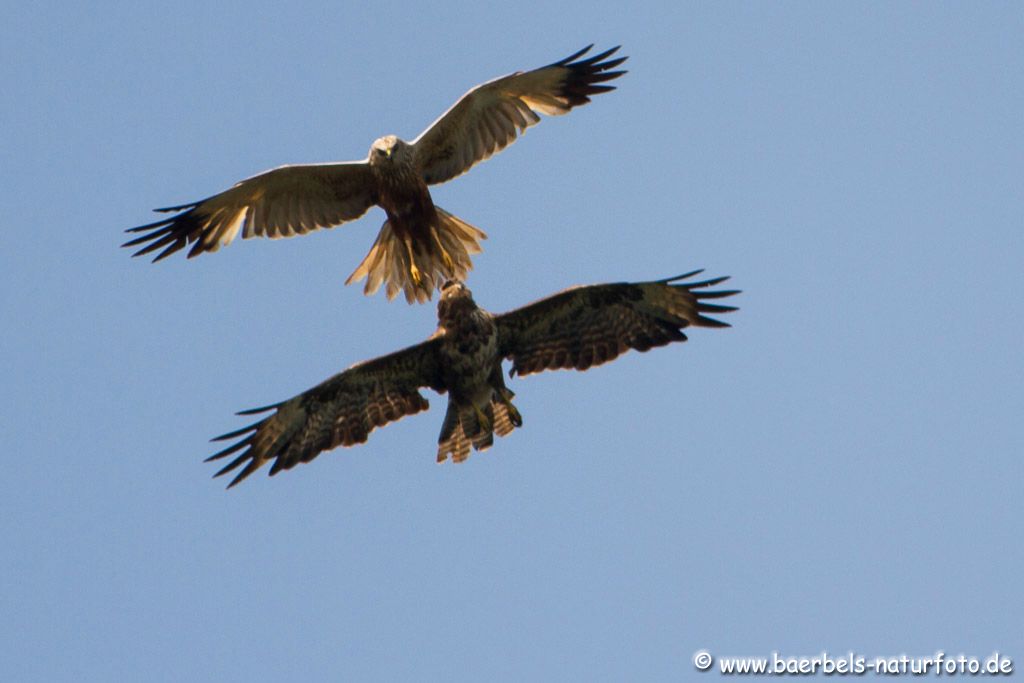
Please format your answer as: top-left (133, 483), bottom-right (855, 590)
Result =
top-left (206, 271), bottom-right (739, 487)
top-left (123, 45), bottom-right (627, 303)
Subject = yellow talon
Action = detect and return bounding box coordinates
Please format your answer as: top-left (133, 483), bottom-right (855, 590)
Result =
top-left (409, 263), bottom-right (422, 286)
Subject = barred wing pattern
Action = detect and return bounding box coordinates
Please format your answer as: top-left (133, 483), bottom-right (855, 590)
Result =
top-left (123, 162), bottom-right (377, 262)
top-left (206, 339), bottom-right (445, 488)
top-left (412, 45), bottom-right (627, 186)
top-left (496, 271), bottom-right (739, 377)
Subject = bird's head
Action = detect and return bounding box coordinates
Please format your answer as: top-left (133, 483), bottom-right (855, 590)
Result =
top-left (369, 135), bottom-right (409, 166)
top-left (437, 279), bottom-right (477, 325)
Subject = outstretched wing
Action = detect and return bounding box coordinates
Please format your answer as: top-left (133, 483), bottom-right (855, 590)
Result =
top-left (411, 45), bottom-right (627, 186)
top-left (123, 162), bottom-right (377, 262)
top-left (206, 338), bottom-right (445, 488)
top-left (495, 271), bottom-right (739, 377)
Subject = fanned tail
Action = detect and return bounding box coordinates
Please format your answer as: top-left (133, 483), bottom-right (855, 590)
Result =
top-left (345, 208), bottom-right (486, 304)
top-left (436, 389), bottom-right (521, 464)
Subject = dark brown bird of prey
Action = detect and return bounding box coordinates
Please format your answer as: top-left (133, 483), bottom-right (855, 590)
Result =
top-left (206, 271), bottom-right (739, 487)
top-left (123, 45), bottom-right (627, 303)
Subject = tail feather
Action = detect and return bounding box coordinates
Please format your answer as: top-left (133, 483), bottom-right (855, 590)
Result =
top-left (436, 393), bottom-right (520, 464)
top-left (492, 402), bottom-right (516, 438)
top-left (346, 209), bottom-right (486, 304)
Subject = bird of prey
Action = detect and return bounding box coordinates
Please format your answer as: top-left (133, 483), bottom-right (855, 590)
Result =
top-left (205, 271), bottom-right (739, 487)
top-left (123, 45), bottom-right (627, 303)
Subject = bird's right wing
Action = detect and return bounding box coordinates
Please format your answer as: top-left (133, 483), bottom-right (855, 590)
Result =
top-left (495, 271), bottom-right (739, 377)
top-left (123, 161), bottom-right (377, 262)
top-left (206, 337), bottom-right (446, 488)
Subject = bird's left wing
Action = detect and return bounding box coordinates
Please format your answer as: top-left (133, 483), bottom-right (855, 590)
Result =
top-left (411, 45), bottom-right (627, 186)
top-left (495, 271), bottom-right (739, 377)
top-left (206, 338), bottom-right (445, 488)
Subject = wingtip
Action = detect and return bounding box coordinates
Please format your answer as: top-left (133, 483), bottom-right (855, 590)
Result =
top-left (210, 417), bottom-right (267, 443)
top-left (587, 45), bottom-right (623, 63)
top-left (154, 202), bottom-right (198, 213)
top-left (236, 403), bottom-right (280, 416)
top-left (659, 269), bottom-right (705, 283)
top-left (554, 44), bottom-right (595, 66)
top-left (151, 248), bottom-right (176, 263)
top-left (701, 289), bottom-right (742, 299)
top-left (224, 460), bottom-right (262, 488)
top-left (692, 275), bottom-right (732, 288)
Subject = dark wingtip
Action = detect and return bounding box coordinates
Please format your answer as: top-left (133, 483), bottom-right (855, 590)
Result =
top-left (237, 403), bottom-right (281, 416)
top-left (661, 271), bottom-right (734, 290)
top-left (551, 44), bottom-right (627, 71)
top-left (210, 419), bottom-right (263, 443)
top-left (697, 289), bottom-right (741, 299)
top-left (657, 270), bottom-right (741, 325)
top-left (697, 303), bottom-right (740, 314)
top-left (155, 201), bottom-right (199, 213)
top-left (123, 201), bottom-right (205, 262)
top-left (121, 221), bottom-right (187, 261)
top-left (207, 449), bottom-right (256, 485)
top-left (658, 269), bottom-right (705, 284)
top-left (583, 45), bottom-right (623, 66)
top-left (121, 233), bottom-right (150, 247)
top-left (124, 217), bottom-right (172, 235)
top-left (151, 246), bottom-right (179, 262)
top-left (205, 438), bottom-right (250, 462)
top-left (224, 460), bottom-right (263, 489)
top-left (688, 276), bottom-right (732, 289)
top-left (597, 57), bottom-right (628, 71)
top-left (555, 44), bottom-right (594, 66)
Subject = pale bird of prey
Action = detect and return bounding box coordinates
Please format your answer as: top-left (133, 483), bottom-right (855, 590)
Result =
top-left (205, 271), bottom-right (739, 487)
top-left (123, 45), bottom-right (627, 303)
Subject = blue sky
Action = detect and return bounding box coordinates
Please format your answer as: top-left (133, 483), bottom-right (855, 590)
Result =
top-left (2, 2), bottom-right (1021, 680)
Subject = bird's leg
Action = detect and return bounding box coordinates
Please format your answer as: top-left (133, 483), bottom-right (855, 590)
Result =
top-left (503, 401), bottom-right (523, 428)
top-left (499, 390), bottom-right (523, 427)
top-left (472, 404), bottom-right (492, 436)
top-left (404, 239), bottom-right (422, 286)
top-left (430, 228), bottom-right (455, 275)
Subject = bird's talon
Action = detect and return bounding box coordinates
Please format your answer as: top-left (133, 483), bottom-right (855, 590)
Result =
top-left (506, 403), bottom-right (523, 428)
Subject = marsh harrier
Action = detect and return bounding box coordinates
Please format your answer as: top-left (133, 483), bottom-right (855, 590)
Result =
top-left (124, 46), bottom-right (627, 303)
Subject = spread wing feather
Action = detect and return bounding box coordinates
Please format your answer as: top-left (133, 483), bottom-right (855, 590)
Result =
top-left (496, 271), bottom-right (739, 377)
top-left (123, 162), bottom-right (377, 262)
top-left (205, 338), bottom-right (445, 488)
top-left (412, 45), bottom-right (627, 186)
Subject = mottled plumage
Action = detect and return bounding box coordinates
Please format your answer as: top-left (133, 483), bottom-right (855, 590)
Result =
top-left (123, 45), bottom-right (627, 303)
top-left (206, 271), bottom-right (739, 487)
